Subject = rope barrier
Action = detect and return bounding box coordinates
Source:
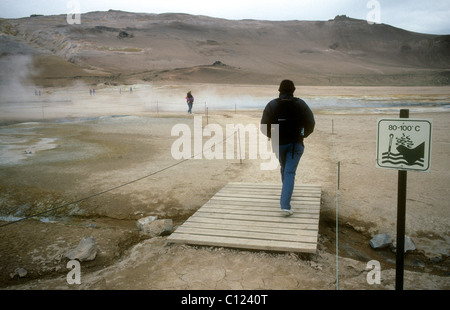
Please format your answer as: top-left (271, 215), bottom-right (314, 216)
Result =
top-left (0, 114), bottom-right (238, 228)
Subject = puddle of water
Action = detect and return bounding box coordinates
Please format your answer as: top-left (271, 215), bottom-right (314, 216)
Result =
top-left (0, 130), bottom-right (58, 165)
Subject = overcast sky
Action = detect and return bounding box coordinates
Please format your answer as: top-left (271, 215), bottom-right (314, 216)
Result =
top-left (1, 0), bottom-right (449, 35)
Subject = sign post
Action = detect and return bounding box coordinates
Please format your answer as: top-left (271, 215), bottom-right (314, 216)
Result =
top-left (376, 109), bottom-right (432, 290)
top-left (395, 109), bottom-right (408, 290)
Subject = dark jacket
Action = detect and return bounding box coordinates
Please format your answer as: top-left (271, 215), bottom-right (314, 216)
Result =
top-left (261, 94), bottom-right (315, 145)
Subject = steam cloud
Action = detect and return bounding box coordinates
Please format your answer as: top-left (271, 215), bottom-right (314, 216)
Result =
top-left (0, 54), bottom-right (39, 103)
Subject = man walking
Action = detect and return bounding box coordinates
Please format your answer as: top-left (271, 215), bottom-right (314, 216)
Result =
top-left (260, 80), bottom-right (315, 216)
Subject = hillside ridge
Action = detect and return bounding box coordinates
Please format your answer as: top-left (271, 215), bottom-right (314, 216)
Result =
top-left (1, 11), bottom-right (449, 86)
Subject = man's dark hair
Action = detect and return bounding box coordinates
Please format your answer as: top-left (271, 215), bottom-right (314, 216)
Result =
top-left (278, 80), bottom-right (296, 94)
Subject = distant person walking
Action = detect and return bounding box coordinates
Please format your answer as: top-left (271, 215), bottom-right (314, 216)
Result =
top-left (260, 80), bottom-right (315, 216)
top-left (186, 91), bottom-right (194, 114)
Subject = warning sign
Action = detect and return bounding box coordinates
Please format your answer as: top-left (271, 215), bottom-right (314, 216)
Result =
top-left (376, 119), bottom-right (432, 172)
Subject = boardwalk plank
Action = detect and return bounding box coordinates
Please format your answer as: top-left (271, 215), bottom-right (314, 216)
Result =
top-left (167, 183), bottom-right (321, 253)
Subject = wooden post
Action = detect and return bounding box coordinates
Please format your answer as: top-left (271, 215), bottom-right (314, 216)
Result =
top-left (337, 161), bottom-right (340, 190)
top-left (396, 108), bottom-right (409, 290)
top-left (238, 128), bottom-right (242, 165)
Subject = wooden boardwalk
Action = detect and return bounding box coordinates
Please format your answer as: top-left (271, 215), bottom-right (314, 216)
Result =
top-left (167, 182), bottom-right (321, 253)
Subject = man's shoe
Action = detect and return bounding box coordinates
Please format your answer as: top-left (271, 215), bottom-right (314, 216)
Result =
top-left (281, 209), bottom-right (293, 216)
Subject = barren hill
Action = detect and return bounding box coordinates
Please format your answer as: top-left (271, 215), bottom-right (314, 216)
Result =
top-left (1, 10), bottom-right (449, 86)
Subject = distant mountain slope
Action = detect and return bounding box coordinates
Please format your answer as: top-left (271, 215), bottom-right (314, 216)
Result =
top-left (1, 11), bottom-right (449, 86)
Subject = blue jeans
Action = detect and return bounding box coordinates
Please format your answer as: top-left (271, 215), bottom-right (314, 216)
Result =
top-left (188, 103), bottom-right (193, 114)
top-left (277, 143), bottom-right (304, 210)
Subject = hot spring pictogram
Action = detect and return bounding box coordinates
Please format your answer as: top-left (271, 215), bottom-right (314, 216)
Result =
top-left (382, 133), bottom-right (425, 167)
